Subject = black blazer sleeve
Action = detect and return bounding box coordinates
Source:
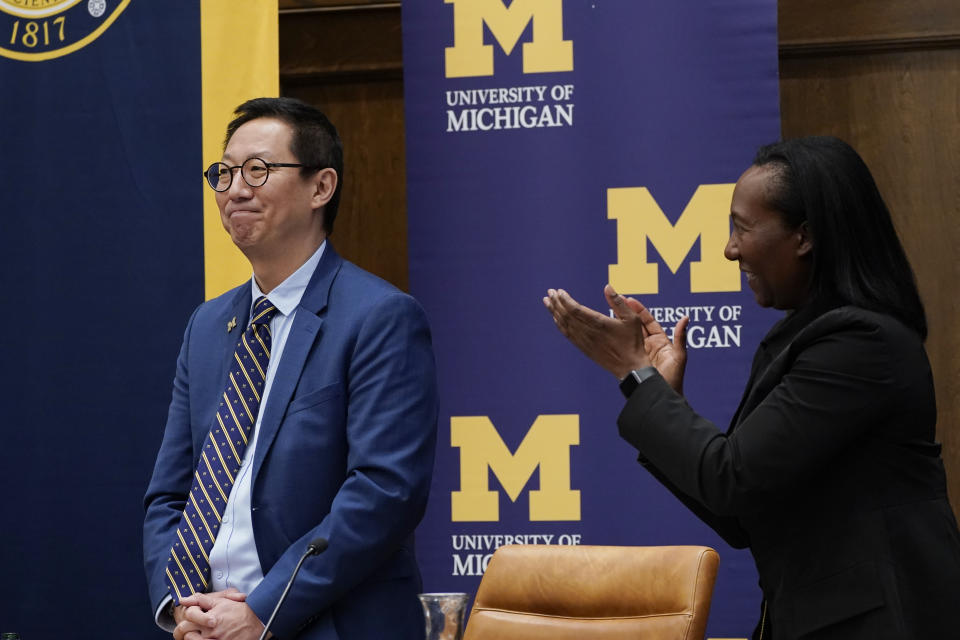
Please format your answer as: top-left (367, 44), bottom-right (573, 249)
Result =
top-left (633, 445), bottom-right (750, 548)
top-left (617, 308), bottom-right (911, 521)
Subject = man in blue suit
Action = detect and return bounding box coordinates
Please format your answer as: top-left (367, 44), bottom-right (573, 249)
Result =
top-left (143, 97), bottom-right (438, 640)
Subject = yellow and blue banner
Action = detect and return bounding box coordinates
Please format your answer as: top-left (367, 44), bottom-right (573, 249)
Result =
top-left (1, 1), bottom-right (276, 636)
top-left (404, 1), bottom-right (781, 636)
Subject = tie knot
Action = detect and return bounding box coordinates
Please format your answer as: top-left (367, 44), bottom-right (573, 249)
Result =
top-left (251, 296), bottom-right (278, 326)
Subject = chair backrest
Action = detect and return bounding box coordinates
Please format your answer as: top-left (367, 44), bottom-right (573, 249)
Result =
top-left (462, 544), bottom-right (719, 640)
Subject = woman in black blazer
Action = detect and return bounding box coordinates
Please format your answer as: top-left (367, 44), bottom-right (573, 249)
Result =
top-left (544, 136), bottom-right (960, 639)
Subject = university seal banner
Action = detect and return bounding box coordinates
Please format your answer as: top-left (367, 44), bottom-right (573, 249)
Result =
top-left (403, 1), bottom-right (781, 636)
top-left (0, 2), bottom-right (276, 637)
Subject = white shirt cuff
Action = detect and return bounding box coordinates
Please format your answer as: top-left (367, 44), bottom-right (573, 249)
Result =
top-left (154, 594), bottom-right (176, 632)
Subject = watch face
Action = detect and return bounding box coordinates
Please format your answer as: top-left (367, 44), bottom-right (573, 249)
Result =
top-left (619, 371), bottom-right (639, 399)
top-left (620, 368), bottom-right (657, 398)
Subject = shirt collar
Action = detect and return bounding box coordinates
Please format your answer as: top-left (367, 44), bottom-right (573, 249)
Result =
top-left (249, 241), bottom-right (326, 319)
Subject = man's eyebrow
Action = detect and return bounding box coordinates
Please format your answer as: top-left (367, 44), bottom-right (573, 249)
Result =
top-left (221, 151), bottom-right (274, 162)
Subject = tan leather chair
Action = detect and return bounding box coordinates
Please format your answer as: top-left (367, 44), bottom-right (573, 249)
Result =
top-left (462, 544), bottom-right (719, 640)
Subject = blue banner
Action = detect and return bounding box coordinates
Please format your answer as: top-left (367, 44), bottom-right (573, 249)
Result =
top-left (404, 1), bottom-right (781, 636)
top-left (1, 1), bottom-right (276, 636)
top-left (1, 2), bottom-right (199, 637)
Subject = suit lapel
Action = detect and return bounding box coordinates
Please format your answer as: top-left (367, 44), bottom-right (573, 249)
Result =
top-left (730, 344), bottom-right (788, 431)
top-left (251, 244), bottom-right (344, 481)
top-left (194, 284), bottom-right (253, 454)
top-left (728, 300), bottom-right (845, 431)
top-left (223, 284), bottom-right (254, 366)
top-left (729, 338), bottom-right (777, 431)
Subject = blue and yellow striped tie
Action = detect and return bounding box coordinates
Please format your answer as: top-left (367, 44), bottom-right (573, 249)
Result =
top-left (165, 296), bottom-right (278, 602)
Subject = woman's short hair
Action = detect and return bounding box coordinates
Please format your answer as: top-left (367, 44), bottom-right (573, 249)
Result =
top-left (753, 136), bottom-right (927, 339)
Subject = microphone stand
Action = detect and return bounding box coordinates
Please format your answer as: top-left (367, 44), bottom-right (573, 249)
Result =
top-left (258, 538), bottom-right (328, 640)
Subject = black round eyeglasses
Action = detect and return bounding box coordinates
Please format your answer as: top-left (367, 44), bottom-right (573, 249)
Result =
top-left (203, 157), bottom-right (313, 192)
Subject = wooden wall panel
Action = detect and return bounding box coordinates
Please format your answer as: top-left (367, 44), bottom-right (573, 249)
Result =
top-left (279, 4), bottom-right (408, 291)
top-left (284, 78), bottom-right (409, 291)
top-left (279, 4), bottom-right (402, 79)
top-left (779, 0), bottom-right (960, 513)
top-left (779, 0), bottom-right (960, 50)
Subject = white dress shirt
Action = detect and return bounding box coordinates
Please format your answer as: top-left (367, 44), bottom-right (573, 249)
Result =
top-left (156, 241), bottom-right (325, 629)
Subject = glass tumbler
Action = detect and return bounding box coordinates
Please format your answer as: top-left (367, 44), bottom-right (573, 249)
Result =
top-left (418, 592), bottom-right (469, 640)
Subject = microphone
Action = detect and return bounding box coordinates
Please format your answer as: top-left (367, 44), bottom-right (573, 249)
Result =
top-left (306, 537), bottom-right (328, 556)
top-left (258, 537), bottom-right (328, 640)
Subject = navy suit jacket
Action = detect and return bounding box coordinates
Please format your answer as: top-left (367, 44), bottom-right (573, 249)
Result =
top-left (144, 244), bottom-right (438, 639)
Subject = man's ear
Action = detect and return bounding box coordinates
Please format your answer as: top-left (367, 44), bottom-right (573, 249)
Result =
top-left (796, 221), bottom-right (813, 257)
top-left (311, 168), bottom-right (337, 209)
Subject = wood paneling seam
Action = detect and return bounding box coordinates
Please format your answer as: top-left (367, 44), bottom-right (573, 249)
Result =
top-left (781, 34), bottom-right (960, 58)
top-left (280, 2), bottom-right (399, 14)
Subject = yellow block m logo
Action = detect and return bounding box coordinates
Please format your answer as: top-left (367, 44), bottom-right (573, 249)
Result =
top-left (451, 415), bottom-right (580, 521)
top-left (608, 184), bottom-right (741, 294)
top-left (445, 0), bottom-right (573, 78)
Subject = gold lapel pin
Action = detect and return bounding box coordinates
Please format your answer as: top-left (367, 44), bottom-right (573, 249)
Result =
top-left (227, 317), bottom-right (237, 333)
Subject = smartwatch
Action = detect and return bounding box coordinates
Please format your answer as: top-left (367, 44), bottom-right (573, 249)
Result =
top-left (619, 366), bottom-right (657, 399)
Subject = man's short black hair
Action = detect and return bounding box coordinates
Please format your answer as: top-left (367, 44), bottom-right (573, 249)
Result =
top-left (226, 97), bottom-right (344, 234)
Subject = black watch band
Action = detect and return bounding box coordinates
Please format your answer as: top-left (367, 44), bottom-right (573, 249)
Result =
top-left (619, 366), bottom-right (657, 399)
